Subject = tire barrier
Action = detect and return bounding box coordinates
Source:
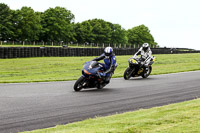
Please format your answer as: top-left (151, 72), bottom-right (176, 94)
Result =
top-left (0, 47), bottom-right (199, 58)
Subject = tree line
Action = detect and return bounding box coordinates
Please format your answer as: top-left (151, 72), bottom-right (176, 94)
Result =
top-left (0, 3), bottom-right (158, 47)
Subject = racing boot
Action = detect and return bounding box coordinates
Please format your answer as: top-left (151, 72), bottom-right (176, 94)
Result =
top-left (144, 64), bottom-right (149, 72)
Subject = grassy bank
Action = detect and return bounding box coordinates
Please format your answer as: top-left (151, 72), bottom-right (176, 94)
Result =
top-left (21, 98), bottom-right (200, 133)
top-left (0, 53), bottom-right (200, 83)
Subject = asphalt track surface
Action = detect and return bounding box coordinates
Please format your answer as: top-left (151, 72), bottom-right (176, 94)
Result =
top-left (0, 71), bottom-right (200, 133)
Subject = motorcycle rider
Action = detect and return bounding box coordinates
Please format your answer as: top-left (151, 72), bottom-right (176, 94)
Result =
top-left (92, 47), bottom-right (117, 84)
top-left (133, 43), bottom-right (153, 71)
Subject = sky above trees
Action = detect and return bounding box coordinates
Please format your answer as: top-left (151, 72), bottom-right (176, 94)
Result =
top-left (0, 3), bottom-right (157, 47)
top-left (1, 0), bottom-right (200, 49)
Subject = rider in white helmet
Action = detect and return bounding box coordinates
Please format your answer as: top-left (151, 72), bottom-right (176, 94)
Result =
top-left (133, 43), bottom-right (153, 71)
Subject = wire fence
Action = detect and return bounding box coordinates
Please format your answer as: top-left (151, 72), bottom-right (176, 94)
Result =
top-left (0, 41), bottom-right (158, 48)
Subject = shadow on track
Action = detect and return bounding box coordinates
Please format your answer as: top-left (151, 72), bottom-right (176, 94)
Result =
top-left (129, 77), bottom-right (157, 81)
top-left (74, 88), bottom-right (115, 93)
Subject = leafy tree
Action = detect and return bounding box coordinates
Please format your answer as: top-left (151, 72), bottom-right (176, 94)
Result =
top-left (40, 6), bottom-right (75, 42)
top-left (74, 21), bottom-right (95, 44)
top-left (14, 7), bottom-right (41, 41)
top-left (73, 22), bottom-right (82, 43)
top-left (0, 2), bottom-right (158, 47)
top-left (74, 19), bottom-right (129, 46)
top-left (0, 3), bottom-right (14, 41)
top-left (88, 19), bottom-right (112, 44)
top-left (108, 23), bottom-right (128, 46)
top-left (127, 24), bottom-right (157, 47)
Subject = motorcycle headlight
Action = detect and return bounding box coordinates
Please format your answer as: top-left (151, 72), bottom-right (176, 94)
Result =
top-left (129, 59), bottom-right (137, 64)
top-left (84, 69), bottom-right (91, 75)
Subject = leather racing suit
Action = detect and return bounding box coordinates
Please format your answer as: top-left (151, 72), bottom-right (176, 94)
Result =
top-left (133, 47), bottom-right (153, 70)
top-left (92, 53), bottom-right (117, 83)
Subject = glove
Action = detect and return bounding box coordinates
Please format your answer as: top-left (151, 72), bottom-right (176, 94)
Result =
top-left (133, 55), bottom-right (137, 58)
top-left (100, 72), bottom-right (106, 77)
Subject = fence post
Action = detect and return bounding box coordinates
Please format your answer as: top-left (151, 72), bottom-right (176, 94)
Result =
top-left (1, 41), bottom-right (2, 46)
top-left (33, 41), bottom-right (35, 45)
top-left (12, 41), bottom-right (14, 45)
top-left (23, 41), bottom-right (25, 46)
top-left (52, 42), bottom-right (53, 46)
top-left (43, 42), bottom-right (44, 46)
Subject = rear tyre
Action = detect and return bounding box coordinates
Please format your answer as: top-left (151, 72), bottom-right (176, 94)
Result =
top-left (97, 84), bottom-right (104, 89)
top-left (124, 67), bottom-right (134, 80)
top-left (74, 76), bottom-right (86, 91)
top-left (142, 66), bottom-right (152, 78)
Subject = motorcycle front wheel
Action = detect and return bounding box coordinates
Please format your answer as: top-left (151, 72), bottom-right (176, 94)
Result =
top-left (124, 67), bottom-right (135, 80)
top-left (74, 76), bottom-right (86, 91)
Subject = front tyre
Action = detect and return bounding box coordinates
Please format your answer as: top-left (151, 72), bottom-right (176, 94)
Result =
top-left (142, 66), bottom-right (152, 78)
top-left (74, 76), bottom-right (86, 91)
top-left (124, 67), bottom-right (134, 80)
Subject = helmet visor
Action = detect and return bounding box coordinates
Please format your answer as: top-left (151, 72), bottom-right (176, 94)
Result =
top-left (105, 52), bottom-right (111, 56)
top-left (143, 47), bottom-right (148, 52)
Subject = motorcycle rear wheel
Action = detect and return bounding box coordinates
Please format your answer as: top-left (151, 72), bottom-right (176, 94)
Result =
top-left (74, 76), bottom-right (86, 91)
top-left (124, 67), bottom-right (135, 80)
top-left (142, 66), bottom-right (152, 78)
top-left (97, 84), bottom-right (104, 89)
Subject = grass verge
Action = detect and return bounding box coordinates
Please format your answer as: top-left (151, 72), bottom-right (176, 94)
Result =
top-left (0, 53), bottom-right (200, 83)
top-left (21, 98), bottom-right (200, 133)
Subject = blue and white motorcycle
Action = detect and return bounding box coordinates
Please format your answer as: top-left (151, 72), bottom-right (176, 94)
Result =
top-left (74, 61), bottom-right (108, 91)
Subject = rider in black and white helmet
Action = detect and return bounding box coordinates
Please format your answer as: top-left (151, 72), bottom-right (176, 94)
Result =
top-left (133, 43), bottom-right (153, 71)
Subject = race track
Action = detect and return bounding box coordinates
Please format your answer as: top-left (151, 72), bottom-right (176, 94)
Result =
top-left (0, 71), bottom-right (200, 133)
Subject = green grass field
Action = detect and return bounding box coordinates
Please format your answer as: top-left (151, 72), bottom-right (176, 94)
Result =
top-left (21, 98), bottom-right (200, 133)
top-left (0, 53), bottom-right (200, 83)
top-left (1, 53), bottom-right (199, 133)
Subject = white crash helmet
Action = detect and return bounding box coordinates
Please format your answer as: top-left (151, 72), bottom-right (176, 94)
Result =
top-left (142, 43), bottom-right (149, 52)
top-left (104, 47), bottom-right (113, 58)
